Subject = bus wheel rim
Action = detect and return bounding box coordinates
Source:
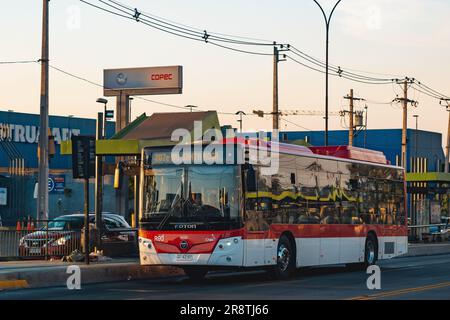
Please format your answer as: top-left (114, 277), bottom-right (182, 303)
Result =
top-left (367, 241), bottom-right (375, 264)
top-left (277, 245), bottom-right (290, 272)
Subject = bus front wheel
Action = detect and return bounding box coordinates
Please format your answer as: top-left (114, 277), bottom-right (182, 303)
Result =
top-left (269, 235), bottom-right (295, 280)
top-left (183, 266), bottom-right (208, 282)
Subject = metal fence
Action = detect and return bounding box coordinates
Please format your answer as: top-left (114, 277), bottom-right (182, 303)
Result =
top-left (0, 220), bottom-right (82, 260)
top-left (0, 219), bottom-right (139, 261)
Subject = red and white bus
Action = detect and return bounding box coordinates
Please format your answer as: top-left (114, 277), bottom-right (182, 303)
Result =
top-left (138, 139), bottom-right (407, 280)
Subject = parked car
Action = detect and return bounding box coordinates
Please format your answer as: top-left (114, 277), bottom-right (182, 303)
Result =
top-left (19, 213), bottom-right (137, 258)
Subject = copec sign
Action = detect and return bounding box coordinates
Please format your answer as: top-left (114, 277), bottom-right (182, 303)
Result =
top-left (103, 65), bottom-right (183, 96)
top-left (0, 123), bottom-right (80, 145)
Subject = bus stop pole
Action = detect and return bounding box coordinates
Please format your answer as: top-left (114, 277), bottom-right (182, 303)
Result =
top-left (94, 113), bottom-right (104, 249)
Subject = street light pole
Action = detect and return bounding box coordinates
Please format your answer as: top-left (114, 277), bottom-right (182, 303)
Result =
top-left (313, 0), bottom-right (342, 146)
top-left (235, 111), bottom-right (246, 133)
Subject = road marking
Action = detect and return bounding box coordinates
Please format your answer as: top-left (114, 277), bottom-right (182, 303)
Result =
top-left (0, 280), bottom-right (29, 290)
top-left (347, 281), bottom-right (450, 300)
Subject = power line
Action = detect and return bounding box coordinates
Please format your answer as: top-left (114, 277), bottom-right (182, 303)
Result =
top-left (79, 0), bottom-right (450, 99)
top-left (0, 60), bottom-right (39, 64)
top-left (286, 55), bottom-right (394, 85)
top-left (80, 0), bottom-right (276, 56)
top-left (280, 117), bottom-right (313, 132)
top-left (106, 0), bottom-right (274, 46)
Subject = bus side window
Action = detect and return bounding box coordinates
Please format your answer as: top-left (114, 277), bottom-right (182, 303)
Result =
top-left (244, 166), bottom-right (257, 211)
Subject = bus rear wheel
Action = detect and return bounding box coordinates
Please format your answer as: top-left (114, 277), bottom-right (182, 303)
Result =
top-left (347, 234), bottom-right (378, 271)
top-left (183, 266), bottom-right (208, 282)
top-left (269, 235), bottom-right (295, 280)
top-left (364, 233), bottom-right (378, 266)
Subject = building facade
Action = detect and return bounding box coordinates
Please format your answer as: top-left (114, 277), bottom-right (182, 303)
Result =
top-left (0, 110), bottom-right (116, 224)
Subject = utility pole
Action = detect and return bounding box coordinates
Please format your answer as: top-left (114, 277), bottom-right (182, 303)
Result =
top-left (273, 45), bottom-right (279, 132)
top-left (343, 89), bottom-right (365, 147)
top-left (394, 78), bottom-right (417, 170)
top-left (440, 99), bottom-right (450, 172)
top-left (447, 109), bottom-right (450, 173)
top-left (402, 80), bottom-right (408, 170)
top-left (273, 44), bottom-right (287, 133)
top-left (348, 89), bottom-right (354, 146)
top-left (37, 0), bottom-right (49, 222)
top-left (364, 105), bottom-right (368, 148)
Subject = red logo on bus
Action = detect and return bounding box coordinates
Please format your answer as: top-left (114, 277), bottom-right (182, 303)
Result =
top-left (151, 73), bottom-right (173, 81)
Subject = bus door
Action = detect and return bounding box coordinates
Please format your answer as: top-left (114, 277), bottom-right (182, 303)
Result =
top-left (318, 202), bottom-right (340, 264)
top-left (243, 166), bottom-right (274, 267)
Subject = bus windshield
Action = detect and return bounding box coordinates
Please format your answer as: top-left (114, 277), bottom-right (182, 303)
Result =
top-left (140, 165), bottom-right (241, 230)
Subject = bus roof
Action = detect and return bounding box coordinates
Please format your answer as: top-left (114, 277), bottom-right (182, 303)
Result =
top-left (219, 137), bottom-right (389, 165)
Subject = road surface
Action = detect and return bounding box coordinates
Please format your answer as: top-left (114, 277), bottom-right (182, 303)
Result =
top-left (1, 254), bottom-right (449, 300)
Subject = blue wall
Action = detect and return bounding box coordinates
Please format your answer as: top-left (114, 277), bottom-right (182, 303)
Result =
top-left (0, 111), bottom-right (118, 222)
top-left (0, 111), bottom-right (116, 169)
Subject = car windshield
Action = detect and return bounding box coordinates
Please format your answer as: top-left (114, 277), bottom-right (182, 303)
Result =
top-left (140, 165), bottom-right (241, 230)
top-left (47, 220), bottom-right (66, 231)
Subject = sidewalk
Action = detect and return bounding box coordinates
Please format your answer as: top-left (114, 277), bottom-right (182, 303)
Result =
top-left (0, 258), bottom-right (184, 290)
top-left (404, 242), bottom-right (450, 257)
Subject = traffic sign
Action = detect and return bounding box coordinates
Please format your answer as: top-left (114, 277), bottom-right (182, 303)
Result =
top-left (105, 110), bottom-right (114, 119)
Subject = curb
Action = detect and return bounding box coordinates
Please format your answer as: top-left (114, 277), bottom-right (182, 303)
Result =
top-left (0, 280), bottom-right (29, 290)
top-left (0, 263), bottom-right (184, 291)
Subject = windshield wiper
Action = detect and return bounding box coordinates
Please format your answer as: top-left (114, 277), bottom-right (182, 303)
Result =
top-left (157, 181), bottom-right (183, 230)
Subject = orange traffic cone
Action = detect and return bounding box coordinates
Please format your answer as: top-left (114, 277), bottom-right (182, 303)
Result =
top-left (16, 220), bottom-right (22, 233)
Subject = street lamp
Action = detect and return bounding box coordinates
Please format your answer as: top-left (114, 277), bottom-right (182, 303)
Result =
top-left (235, 111), bottom-right (246, 133)
top-left (96, 98), bottom-right (108, 139)
top-left (312, 0), bottom-right (342, 146)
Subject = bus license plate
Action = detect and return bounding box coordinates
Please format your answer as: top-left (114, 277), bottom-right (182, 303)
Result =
top-left (176, 254), bottom-right (193, 262)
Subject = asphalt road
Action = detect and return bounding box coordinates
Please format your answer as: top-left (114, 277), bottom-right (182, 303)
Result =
top-left (1, 254), bottom-right (450, 300)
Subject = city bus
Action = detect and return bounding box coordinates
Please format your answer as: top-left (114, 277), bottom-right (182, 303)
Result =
top-left (138, 139), bottom-right (407, 280)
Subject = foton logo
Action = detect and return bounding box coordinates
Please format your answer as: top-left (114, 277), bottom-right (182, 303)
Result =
top-left (151, 73), bottom-right (173, 81)
top-left (175, 224), bottom-right (197, 229)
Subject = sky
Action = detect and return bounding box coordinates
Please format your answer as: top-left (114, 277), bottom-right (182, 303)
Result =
top-left (1, 0), bottom-right (450, 139)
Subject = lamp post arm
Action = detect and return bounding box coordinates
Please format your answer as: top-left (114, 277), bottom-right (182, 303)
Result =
top-left (312, 0), bottom-right (328, 26)
top-left (328, 0), bottom-right (342, 27)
